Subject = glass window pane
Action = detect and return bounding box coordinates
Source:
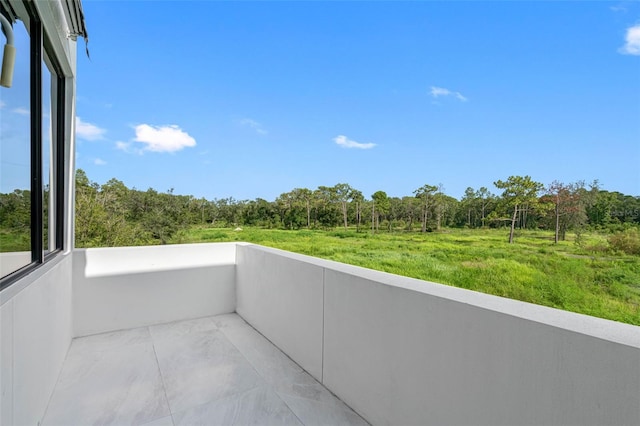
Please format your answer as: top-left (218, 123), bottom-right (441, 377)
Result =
top-left (43, 59), bottom-right (52, 253)
top-left (0, 20), bottom-right (32, 277)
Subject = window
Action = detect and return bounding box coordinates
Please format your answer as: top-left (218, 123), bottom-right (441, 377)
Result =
top-left (0, 16), bottom-right (31, 279)
top-left (43, 59), bottom-right (51, 253)
top-left (43, 52), bottom-right (64, 256)
top-left (0, 9), bottom-right (65, 288)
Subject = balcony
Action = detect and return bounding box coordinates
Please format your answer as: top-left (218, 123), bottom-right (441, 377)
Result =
top-left (1, 242), bottom-right (640, 425)
top-left (3, 0), bottom-right (637, 424)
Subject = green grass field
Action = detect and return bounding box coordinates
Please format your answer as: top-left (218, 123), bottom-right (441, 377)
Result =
top-left (0, 229), bottom-right (30, 252)
top-left (174, 226), bottom-right (640, 326)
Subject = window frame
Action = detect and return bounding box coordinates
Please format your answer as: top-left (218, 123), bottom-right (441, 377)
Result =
top-left (0, 10), bottom-right (65, 290)
top-left (43, 32), bottom-right (65, 260)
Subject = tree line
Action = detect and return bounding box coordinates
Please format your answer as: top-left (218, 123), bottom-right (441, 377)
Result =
top-left (1, 169), bottom-right (638, 249)
top-left (71, 170), bottom-right (640, 247)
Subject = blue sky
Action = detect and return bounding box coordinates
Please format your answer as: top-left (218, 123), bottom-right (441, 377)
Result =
top-left (70, 1), bottom-right (639, 201)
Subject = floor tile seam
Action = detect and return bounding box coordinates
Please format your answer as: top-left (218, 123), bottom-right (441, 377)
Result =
top-left (207, 314), bottom-right (221, 330)
top-left (170, 382), bottom-right (266, 422)
top-left (269, 386), bottom-right (307, 426)
top-left (278, 391), bottom-right (371, 426)
top-left (151, 314), bottom-right (219, 330)
top-left (41, 338), bottom-right (160, 425)
top-left (222, 321), bottom-right (306, 375)
top-left (136, 414), bottom-right (176, 426)
top-left (160, 322), bottom-right (267, 414)
top-left (218, 324), bottom-right (321, 425)
top-left (150, 330), bottom-right (174, 423)
top-left (149, 329), bottom-right (225, 348)
top-left (275, 378), bottom-right (371, 425)
top-left (148, 316), bottom-right (222, 341)
top-left (38, 324), bottom-right (76, 426)
top-left (219, 327), bottom-right (308, 387)
top-left (214, 323), bottom-right (310, 418)
top-left (151, 352), bottom-right (251, 385)
top-left (217, 325), bottom-right (269, 383)
top-left (74, 325), bottom-right (153, 341)
top-left (67, 338), bottom-right (155, 358)
top-left (276, 388), bottom-right (347, 410)
top-left (69, 327), bottom-right (154, 351)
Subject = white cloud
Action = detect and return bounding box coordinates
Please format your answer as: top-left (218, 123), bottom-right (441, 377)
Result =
top-left (93, 158), bottom-right (107, 165)
top-left (610, 3), bottom-right (628, 13)
top-left (333, 135), bottom-right (376, 150)
top-left (76, 117), bottom-right (106, 141)
top-left (430, 86), bottom-right (468, 102)
top-left (115, 141), bottom-right (141, 155)
top-left (430, 87), bottom-right (452, 97)
top-left (619, 24), bottom-right (640, 55)
top-left (133, 124), bottom-right (196, 153)
top-left (12, 107), bottom-right (30, 115)
top-left (239, 118), bottom-right (268, 135)
top-left (0, 100), bottom-right (5, 108)
top-left (115, 141), bottom-right (130, 151)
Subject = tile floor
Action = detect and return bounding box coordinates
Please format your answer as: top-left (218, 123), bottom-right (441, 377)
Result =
top-left (42, 314), bottom-right (368, 426)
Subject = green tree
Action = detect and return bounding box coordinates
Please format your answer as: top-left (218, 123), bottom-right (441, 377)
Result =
top-left (0, 189), bottom-right (31, 251)
top-left (243, 198), bottom-right (276, 227)
top-left (291, 188), bottom-right (313, 228)
top-left (414, 184), bottom-right (438, 232)
top-left (140, 189), bottom-right (182, 244)
top-left (460, 187), bottom-right (477, 228)
top-left (494, 175), bottom-right (544, 244)
top-left (75, 169), bottom-right (108, 246)
top-left (350, 189), bottom-right (365, 232)
top-left (614, 193), bottom-right (640, 225)
top-left (333, 183), bottom-right (354, 230)
top-left (545, 181), bottom-right (587, 243)
top-left (400, 196), bottom-right (420, 231)
top-left (314, 186), bottom-right (340, 228)
top-left (432, 184), bottom-right (448, 230)
top-left (216, 197), bottom-right (244, 226)
top-left (435, 193), bottom-right (459, 229)
top-left (276, 191), bottom-right (307, 229)
top-left (371, 191), bottom-right (389, 232)
top-left (387, 197), bottom-right (403, 231)
top-left (476, 187), bottom-right (494, 228)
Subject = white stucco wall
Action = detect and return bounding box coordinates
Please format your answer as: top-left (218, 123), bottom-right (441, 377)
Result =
top-left (0, 255), bottom-right (73, 426)
top-left (235, 244), bottom-right (324, 381)
top-left (235, 243), bottom-right (640, 426)
top-left (323, 267), bottom-right (640, 426)
top-left (72, 243), bottom-right (237, 336)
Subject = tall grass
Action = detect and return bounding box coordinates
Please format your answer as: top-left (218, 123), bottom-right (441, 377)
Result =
top-left (0, 230), bottom-right (30, 252)
top-left (174, 226), bottom-right (640, 325)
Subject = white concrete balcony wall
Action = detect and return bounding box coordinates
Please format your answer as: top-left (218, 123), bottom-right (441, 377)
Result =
top-left (323, 266), bottom-right (640, 425)
top-left (236, 243), bottom-right (640, 426)
top-left (72, 243), bottom-right (237, 337)
top-left (0, 255), bottom-right (73, 426)
top-left (235, 243), bottom-right (325, 381)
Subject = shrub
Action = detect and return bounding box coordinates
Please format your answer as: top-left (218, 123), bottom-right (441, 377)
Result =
top-left (608, 228), bottom-right (640, 255)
